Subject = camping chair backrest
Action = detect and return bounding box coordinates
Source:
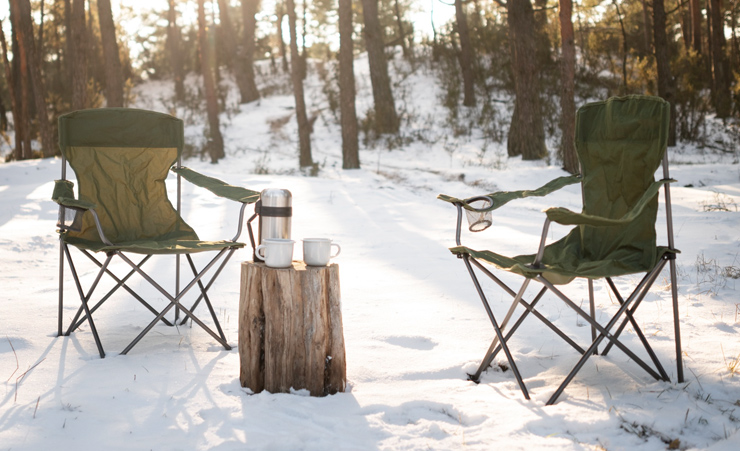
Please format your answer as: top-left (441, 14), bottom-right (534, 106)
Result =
top-left (574, 96), bottom-right (670, 267)
top-left (58, 108), bottom-right (196, 245)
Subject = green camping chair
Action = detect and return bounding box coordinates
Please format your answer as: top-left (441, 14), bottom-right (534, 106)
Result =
top-left (53, 108), bottom-right (259, 358)
top-left (438, 95), bottom-right (684, 405)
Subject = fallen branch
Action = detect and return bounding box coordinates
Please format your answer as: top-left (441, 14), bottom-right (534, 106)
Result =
top-left (700, 143), bottom-right (736, 154)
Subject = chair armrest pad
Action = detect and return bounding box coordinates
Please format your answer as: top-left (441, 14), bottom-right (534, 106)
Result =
top-left (545, 179), bottom-right (675, 226)
top-left (172, 166), bottom-right (260, 204)
top-left (438, 174), bottom-right (581, 212)
top-left (52, 180), bottom-right (96, 210)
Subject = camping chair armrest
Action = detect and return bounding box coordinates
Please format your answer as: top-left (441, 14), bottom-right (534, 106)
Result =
top-left (171, 166), bottom-right (260, 204)
top-left (438, 174), bottom-right (581, 212)
top-left (52, 179), bottom-right (97, 210)
top-left (544, 179), bottom-right (675, 227)
top-left (52, 180), bottom-right (114, 245)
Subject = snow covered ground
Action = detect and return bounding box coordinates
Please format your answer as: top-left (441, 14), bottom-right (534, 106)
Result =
top-left (1, 56), bottom-right (740, 450)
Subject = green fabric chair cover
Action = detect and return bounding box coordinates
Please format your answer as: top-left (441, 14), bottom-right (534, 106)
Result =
top-left (439, 95), bottom-right (677, 284)
top-left (55, 108), bottom-right (258, 254)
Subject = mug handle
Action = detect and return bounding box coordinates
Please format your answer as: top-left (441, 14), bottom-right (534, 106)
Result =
top-left (255, 244), bottom-right (267, 261)
top-left (330, 243), bottom-right (341, 258)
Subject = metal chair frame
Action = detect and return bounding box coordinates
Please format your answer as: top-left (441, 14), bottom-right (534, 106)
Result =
top-left (451, 151), bottom-right (684, 405)
top-left (57, 154), bottom-right (250, 358)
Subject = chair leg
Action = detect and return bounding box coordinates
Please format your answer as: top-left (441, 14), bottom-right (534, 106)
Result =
top-left (588, 279), bottom-right (597, 355)
top-left (175, 254), bottom-right (181, 323)
top-left (58, 239), bottom-right (65, 337)
top-left (669, 257), bottom-right (684, 383)
top-left (62, 244), bottom-right (108, 358)
top-left (463, 256), bottom-right (530, 400)
top-left (182, 252), bottom-right (235, 343)
top-left (471, 278), bottom-right (530, 382)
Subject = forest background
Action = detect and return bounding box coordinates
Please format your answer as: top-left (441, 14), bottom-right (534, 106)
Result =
top-left (0, 0), bottom-right (738, 172)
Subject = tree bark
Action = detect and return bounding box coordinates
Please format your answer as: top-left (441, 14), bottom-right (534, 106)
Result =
top-left (690, 0), bottom-right (703, 53)
top-left (239, 262), bottom-right (346, 396)
top-left (38, 0), bottom-right (45, 70)
top-left (14, 0), bottom-right (55, 158)
top-left (286, 0), bottom-right (313, 168)
top-left (393, 0), bottom-right (409, 58)
top-left (217, 0), bottom-right (237, 70)
top-left (97, 0), bottom-right (124, 107)
top-left (559, 0), bottom-right (578, 174)
top-left (167, 0), bottom-right (185, 101)
top-left (338, 0), bottom-right (360, 169)
top-left (362, 0), bottom-right (399, 134)
top-left (641, 0), bottom-right (652, 55)
top-left (653, 0), bottom-right (678, 145)
top-left (710, 0), bottom-right (731, 117)
top-left (276, 4), bottom-right (289, 73)
top-left (239, 0), bottom-right (261, 103)
top-left (455, 0), bottom-right (476, 107)
top-left (198, 0), bottom-right (225, 162)
top-left (0, 18), bottom-right (25, 160)
top-left (507, 0), bottom-right (546, 160)
top-left (70, 0), bottom-right (87, 110)
top-left (613, 0), bottom-right (628, 93)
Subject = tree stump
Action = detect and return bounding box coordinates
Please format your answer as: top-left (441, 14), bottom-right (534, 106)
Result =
top-left (239, 261), bottom-right (346, 396)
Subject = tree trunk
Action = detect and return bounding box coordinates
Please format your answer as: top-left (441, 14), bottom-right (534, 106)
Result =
top-left (653, 0), bottom-right (678, 145)
top-left (239, 0), bottom-right (260, 103)
top-left (338, 0), bottom-right (360, 169)
top-left (38, 0), bottom-right (45, 69)
top-left (710, 0), bottom-right (731, 117)
top-left (9, 5), bottom-right (31, 160)
top-left (63, 0), bottom-right (73, 106)
top-left (276, 5), bottom-right (289, 73)
top-left (286, 0), bottom-right (313, 168)
top-left (70, 0), bottom-right (87, 110)
top-left (14, 0), bottom-right (55, 158)
top-left (690, 0), bottom-right (703, 53)
top-left (239, 262), bottom-right (346, 396)
top-left (507, 0), bottom-right (546, 160)
top-left (297, 0), bottom-right (308, 80)
top-left (455, 0), bottom-right (476, 107)
top-left (641, 0), bottom-right (652, 55)
top-left (393, 0), bottom-right (409, 58)
top-left (217, 0), bottom-right (237, 70)
top-left (362, 0), bottom-right (399, 134)
top-left (198, 0), bottom-right (225, 162)
top-left (97, 0), bottom-right (124, 107)
top-left (559, 0), bottom-right (578, 174)
top-left (167, 0), bottom-right (185, 101)
top-left (613, 0), bottom-right (628, 93)
top-left (0, 18), bottom-right (24, 160)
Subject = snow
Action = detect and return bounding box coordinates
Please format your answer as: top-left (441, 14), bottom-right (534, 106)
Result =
top-left (1, 55), bottom-right (740, 450)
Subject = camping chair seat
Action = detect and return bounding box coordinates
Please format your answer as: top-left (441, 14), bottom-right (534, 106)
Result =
top-left (54, 108), bottom-right (259, 358)
top-left (438, 95), bottom-right (684, 405)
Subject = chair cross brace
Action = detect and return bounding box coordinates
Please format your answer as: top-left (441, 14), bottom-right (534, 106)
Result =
top-left (462, 252), bottom-right (672, 405)
top-left (60, 244), bottom-right (236, 358)
top-left (66, 250), bottom-right (175, 334)
top-left (116, 248), bottom-right (234, 355)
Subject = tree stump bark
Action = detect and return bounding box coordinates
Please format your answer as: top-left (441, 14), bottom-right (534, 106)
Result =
top-left (239, 261), bottom-right (346, 396)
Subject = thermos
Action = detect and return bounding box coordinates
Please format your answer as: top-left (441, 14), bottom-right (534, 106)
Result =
top-left (254, 188), bottom-right (292, 260)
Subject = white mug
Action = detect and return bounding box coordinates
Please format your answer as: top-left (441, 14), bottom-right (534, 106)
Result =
top-left (302, 238), bottom-right (341, 266)
top-left (255, 238), bottom-right (295, 268)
